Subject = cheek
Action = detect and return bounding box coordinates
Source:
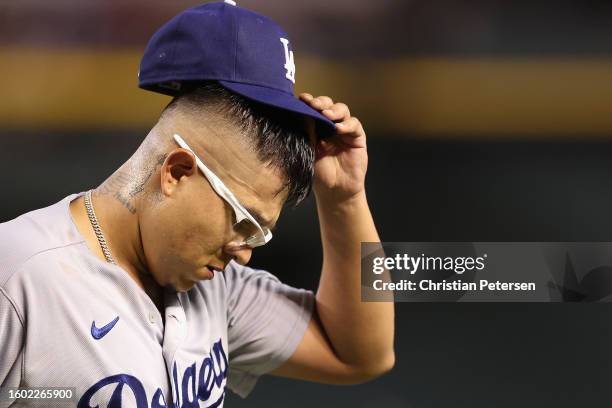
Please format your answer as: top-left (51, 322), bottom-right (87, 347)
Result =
top-left (141, 190), bottom-right (235, 280)
top-left (179, 222), bottom-right (217, 256)
top-left (168, 200), bottom-right (232, 261)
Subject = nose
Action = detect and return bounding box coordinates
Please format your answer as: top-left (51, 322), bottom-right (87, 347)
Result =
top-left (223, 242), bottom-right (253, 266)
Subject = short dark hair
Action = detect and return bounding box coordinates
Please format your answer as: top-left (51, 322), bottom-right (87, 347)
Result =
top-left (164, 81), bottom-right (314, 206)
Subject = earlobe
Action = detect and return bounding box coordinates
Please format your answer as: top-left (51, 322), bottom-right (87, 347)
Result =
top-left (160, 149), bottom-right (197, 197)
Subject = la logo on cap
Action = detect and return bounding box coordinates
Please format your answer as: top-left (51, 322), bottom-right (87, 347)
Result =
top-left (280, 38), bottom-right (296, 84)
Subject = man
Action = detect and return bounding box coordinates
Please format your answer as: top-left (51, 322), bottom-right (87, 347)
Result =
top-left (0, 1), bottom-right (394, 406)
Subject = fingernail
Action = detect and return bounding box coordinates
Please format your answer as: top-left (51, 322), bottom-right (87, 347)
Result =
top-left (323, 109), bottom-right (333, 115)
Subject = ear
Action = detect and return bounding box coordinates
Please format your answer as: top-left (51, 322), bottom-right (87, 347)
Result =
top-left (160, 148), bottom-right (198, 197)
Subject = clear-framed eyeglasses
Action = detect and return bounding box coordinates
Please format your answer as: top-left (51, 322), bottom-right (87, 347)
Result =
top-left (173, 133), bottom-right (273, 248)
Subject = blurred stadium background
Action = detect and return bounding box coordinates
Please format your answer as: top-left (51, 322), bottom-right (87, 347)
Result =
top-left (1, 1), bottom-right (612, 406)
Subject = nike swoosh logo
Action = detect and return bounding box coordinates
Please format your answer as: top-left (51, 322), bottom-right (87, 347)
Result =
top-left (91, 316), bottom-right (119, 340)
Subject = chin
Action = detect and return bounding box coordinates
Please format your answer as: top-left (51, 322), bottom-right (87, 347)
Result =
top-left (173, 279), bottom-right (197, 293)
top-left (167, 272), bottom-right (196, 292)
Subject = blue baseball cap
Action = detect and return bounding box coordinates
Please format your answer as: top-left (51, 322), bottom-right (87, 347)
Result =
top-left (139, 0), bottom-right (335, 135)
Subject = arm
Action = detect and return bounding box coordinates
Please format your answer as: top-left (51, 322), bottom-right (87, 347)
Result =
top-left (272, 94), bottom-right (395, 384)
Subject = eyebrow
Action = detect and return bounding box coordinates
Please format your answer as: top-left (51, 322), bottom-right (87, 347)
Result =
top-left (245, 206), bottom-right (277, 231)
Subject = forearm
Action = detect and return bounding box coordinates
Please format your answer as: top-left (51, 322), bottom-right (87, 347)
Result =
top-left (314, 189), bottom-right (395, 372)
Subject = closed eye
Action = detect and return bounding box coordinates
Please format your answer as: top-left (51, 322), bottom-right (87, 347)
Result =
top-left (244, 206), bottom-right (277, 231)
top-left (233, 219), bottom-right (258, 236)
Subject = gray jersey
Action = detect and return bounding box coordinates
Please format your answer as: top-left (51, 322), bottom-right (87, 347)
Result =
top-left (0, 193), bottom-right (314, 407)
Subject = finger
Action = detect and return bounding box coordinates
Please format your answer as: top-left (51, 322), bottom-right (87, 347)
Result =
top-left (299, 93), bottom-right (314, 102)
top-left (322, 102), bottom-right (350, 121)
top-left (310, 95), bottom-right (334, 111)
top-left (335, 116), bottom-right (363, 135)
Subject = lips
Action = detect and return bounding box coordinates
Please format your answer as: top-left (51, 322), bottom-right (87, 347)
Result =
top-left (202, 265), bottom-right (225, 280)
top-left (195, 264), bottom-right (225, 281)
top-left (207, 265), bottom-right (225, 273)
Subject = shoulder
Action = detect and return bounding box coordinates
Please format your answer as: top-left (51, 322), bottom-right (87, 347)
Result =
top-left (187, 261), bottom-right (286, 318)
top-left (186, 260), bottom-right (272, 298)
top-left (0, 194), bottom-right (84, 288)
top-left (191, 261), bottom-right (281, 295)
top-left (220, 261), bottom-right (314, 324)
top-left (223, 260), bottom-right (281, 287)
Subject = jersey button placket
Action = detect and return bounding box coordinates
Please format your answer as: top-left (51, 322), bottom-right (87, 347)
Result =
top-left (162, 292), bottom-right (188, 405)
top-left (148, 310), bottom-right (157, 324)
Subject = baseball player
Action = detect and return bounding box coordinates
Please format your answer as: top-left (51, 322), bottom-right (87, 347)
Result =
top-left (0, 1), bottom-right (394, 407)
